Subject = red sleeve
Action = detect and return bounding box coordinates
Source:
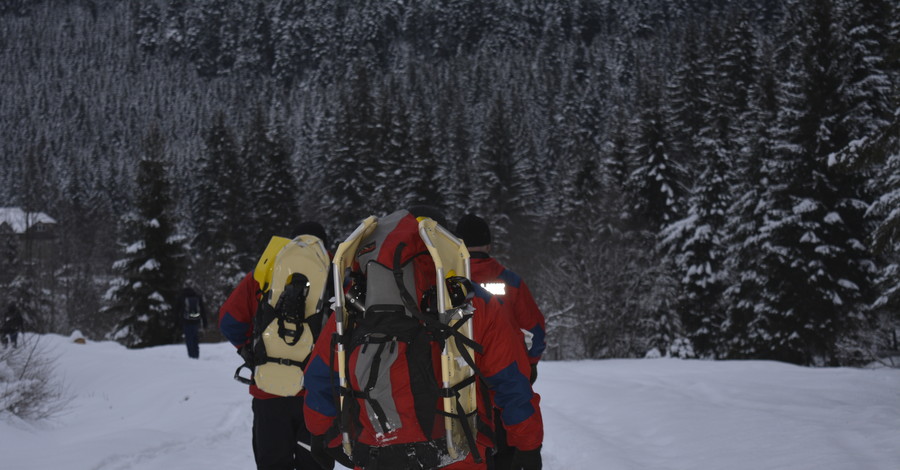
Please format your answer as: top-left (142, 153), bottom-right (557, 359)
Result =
top-left (218, 272), bottom-right (259, 347)
top-left (474, 292), bottom-right (543, 451)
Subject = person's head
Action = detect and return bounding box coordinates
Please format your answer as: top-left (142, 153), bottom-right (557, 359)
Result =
top-left (408, 205), bottom-right (447, 228)
top-left (454, 214), bottom-right (491, 252)
top-left (292, 221), bottom-right (328, 248)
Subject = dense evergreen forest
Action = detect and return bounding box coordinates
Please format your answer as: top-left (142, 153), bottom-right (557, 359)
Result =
top-left (0, 0), bottom-right (897, 365)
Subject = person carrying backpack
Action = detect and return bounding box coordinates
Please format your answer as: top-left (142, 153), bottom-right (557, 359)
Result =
top-left (302, 210), bottom-right (543, 470)
top-left (1, 302), bottom-right (24, 349)
top-left (219, 221), bottom-right (334, 470)
top-left (454, 214), bottom-right (547, 470)
top-left (176, 286), bottom-right (207, 359)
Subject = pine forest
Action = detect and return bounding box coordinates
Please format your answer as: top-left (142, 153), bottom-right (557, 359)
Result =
top-left (0, 0), bottom-right (897, 366)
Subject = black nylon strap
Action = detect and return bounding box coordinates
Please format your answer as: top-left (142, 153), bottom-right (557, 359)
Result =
top-left (266, 356), bottom-right (306, 368)
top-left (452, 393), bottom-right (483, 463)
top-left (388, 240), bottom-right (485, 462)
top-left (276, 317), bottom-right (303, 346)
top-left (233, 363), bottom-right (254, 385)
top-left (440, 374), bottom-right (477, 397)
top-left (391, 242), bottom-right (426, 318)
top-left (453, 330), bottom-right (483, 376)
top-left (448, 313), bottom-right (482, 353)
top-left (389, 244), bottom-right (482, 359)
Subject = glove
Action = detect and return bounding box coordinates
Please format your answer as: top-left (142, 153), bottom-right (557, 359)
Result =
top-left (310, 435), bottom-right (334, 470)
top-left (511, 446), bottom-right (542, 470)
top-left (311, 434), bottom-right (354, 470)
top-left (530, 363), bottom-right (538, 384)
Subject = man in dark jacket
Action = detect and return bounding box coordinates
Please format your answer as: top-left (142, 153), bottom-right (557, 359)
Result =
top-left (176, 286), bottom-right (207, 359)
top-left (1, 302), bottom-right (24, 349)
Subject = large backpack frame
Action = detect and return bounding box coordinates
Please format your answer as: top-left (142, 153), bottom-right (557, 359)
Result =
top-left (331, 211), bottom-right (485, 466)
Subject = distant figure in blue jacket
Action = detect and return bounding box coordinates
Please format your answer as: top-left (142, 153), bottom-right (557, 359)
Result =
top-left (176, 286), bottom-right (207, 359)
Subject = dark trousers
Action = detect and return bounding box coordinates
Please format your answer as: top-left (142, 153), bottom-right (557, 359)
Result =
top-left (183, 322), bottom-right (200, 358)
top-left (1, 331), bottom-right (18, 348)
top-left (491, 409), bottom-right (514, 470)
top-left (252, 396), bottom-right (319, 470)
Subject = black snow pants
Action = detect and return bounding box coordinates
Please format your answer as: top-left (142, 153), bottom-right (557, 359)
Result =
top-left (490, 409), bottom-right (514, 470)
top-left (183, 322), bottom-right (200, 358)
top-left (252, 396), bottom-right (319, 470)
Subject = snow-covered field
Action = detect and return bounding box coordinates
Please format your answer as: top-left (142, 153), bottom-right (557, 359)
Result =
top-left (2, 334), bottom-right (899, 470)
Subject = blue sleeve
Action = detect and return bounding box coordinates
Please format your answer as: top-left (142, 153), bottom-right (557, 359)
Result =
top-left (498, 269), bottom-right (523, 289)
top-left (484, 362), bottom-right (536, 426)
top-left (528, 324), bottom-right (546, 359)
top-left (305, 355), bottom-right (339, 418)
top-left (220, 312), bottom-right (250, 347)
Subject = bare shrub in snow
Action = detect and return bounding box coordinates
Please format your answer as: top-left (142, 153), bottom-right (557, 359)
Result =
top-left (0, 334), bottom-right (68, 420)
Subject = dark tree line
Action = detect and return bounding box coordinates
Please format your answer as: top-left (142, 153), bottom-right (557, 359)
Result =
top-left (0, 0), bottom-right (896, 364)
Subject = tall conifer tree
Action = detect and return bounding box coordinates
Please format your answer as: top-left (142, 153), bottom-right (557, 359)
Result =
top-left (726, 0), bottom-right (875, 364)
top-left (105, 128), bottom-right (185, 348)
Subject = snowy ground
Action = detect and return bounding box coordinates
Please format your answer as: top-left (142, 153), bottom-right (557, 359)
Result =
top-left (2, 334), bottom-right (899, 470)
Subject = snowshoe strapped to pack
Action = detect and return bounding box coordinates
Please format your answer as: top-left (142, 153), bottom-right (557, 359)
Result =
top-left (331, 210), bottom-right (485, 467)
top-left (237, 234), bottom-right (331, 396)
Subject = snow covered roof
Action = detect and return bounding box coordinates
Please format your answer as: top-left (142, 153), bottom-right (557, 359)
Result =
top-left (0, 207), bottom-right (57, 234)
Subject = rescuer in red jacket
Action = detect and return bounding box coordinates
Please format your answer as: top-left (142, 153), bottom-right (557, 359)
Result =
top-left (302, 211), bottom-right (543, 470)
top-left (455, 213), bottom-right (547, 470)
top-left (219, 221), bottom-right (332, 470)
top-left (454, 214), bottom-right (547, 377)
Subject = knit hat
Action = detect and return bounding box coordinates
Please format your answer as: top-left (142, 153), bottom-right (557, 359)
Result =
top-left (454, 214), bottom-right (491, 247)
top-left (292, 221), bottom-right (328, 248)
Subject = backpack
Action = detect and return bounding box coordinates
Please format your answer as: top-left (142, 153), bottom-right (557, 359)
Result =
top-left (332, 210), bottom-right (486, 468)
top-left (183, 295), bottom-right (202, 322)
top-left (238, 234), bottom-right (332, 396)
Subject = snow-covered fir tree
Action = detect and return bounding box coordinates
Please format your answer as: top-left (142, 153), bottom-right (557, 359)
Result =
top-left (321, 63), bottom-right (381, 235)
top-left (188, 112), bottom-right (245, 306)
top-left (105, 129), bottom-right (186, 348)
top-left (242, 105), bottom-right (299, 251)
top-left (2, 0), bottom-right (896, 364)
top-left (625, 86), bottom-right (686, 232)
top-left (725, 0), bottom-right (876, 365)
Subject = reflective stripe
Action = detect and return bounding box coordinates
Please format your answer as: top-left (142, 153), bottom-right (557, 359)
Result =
top-left (480, 282), bottom-right (506, 296)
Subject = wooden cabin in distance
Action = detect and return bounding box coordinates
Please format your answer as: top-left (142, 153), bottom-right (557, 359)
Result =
top-left (0, 207), bottom-right (57, 281)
